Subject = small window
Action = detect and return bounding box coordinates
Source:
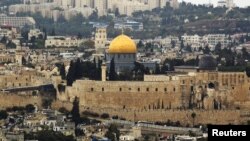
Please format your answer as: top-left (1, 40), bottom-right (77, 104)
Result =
top-left (164, 88), bottom-right (167, 92)
top-left (120, 88), bottom-right (122, 91)
top-left (147, 88), bottom-right (149, 92)
top-left (129, 88), bottom-right (131, 91)
top-left (173, 88), bottom-right (176, 92)
top-left (91, 88), bottom-right (94, 91)
top-left (102, 87), bottom-right (104, 92)
top-left (138, 88), bottom-right (140, 92)
top-left (232, 87), bottom-right (234, 90)
top-left (155, 88), bottom-right (158, 92)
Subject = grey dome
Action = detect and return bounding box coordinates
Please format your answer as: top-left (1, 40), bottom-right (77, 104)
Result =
top-left (198, 55), bottom-right (217, 70)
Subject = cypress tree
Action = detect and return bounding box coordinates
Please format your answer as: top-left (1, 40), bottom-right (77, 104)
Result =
top-left (109, 58), bottom-right (116, 81)
top-left (60, 63), bottom-right (66, 80)
top-left (71, 97), bottom-right (80, 125)
top-left (66, 61), bottom-right (76, 86)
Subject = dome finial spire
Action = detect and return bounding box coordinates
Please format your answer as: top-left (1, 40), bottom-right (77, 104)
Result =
top-left (122, 28), bottom-right (124, 35)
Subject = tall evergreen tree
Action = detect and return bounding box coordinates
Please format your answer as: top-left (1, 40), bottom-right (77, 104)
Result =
top-left (155, 64), bottom-right (161, 74)
top-left (51, 28), bottom-right (56, 36)
top-left (66, 61), bottom-right (76, 86)
top-left (71, 97), bottom-right (80, 125)
top-left (214, 42), bottom-right (222, 55)
top-left (109, 58), bottom-right (116, 81)
top-left (60, 63), bottom-right (66, 80)
top-left (203, 45), bottom-right (211, 54)
top-left (75, 58), bottom-right (83, 79)
top-left (105, 124), bottom-right (120, 141)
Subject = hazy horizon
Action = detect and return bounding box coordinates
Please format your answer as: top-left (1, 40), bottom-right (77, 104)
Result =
top-left (179, 0), bottom-right (250, 7)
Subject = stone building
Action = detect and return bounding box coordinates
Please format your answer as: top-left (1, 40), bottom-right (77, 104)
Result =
top-left (106, 34), bottom-right (155, 73)
top-left (95, 27), bottom-right (107, 54)
top-left (58, 68), bottom-right (250, 112)
top-left (56, 34), bottom-right (250, 114)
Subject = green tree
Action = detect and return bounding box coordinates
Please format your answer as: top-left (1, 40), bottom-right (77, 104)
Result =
top-left (42, 99), bottom-right (53, 109)
top-left (155, 64), bottom-right (161, 74)
top-left (50, 28), bottom-right (56, 36)
top-left (89, 11), bottom-right (98, 21)
top-left (59, 107), bottom-right (69, 114)
top-left (71, 97), bottom-right (80, 125)
top-left (105, 124), bottom-right (120, 141)
top-left (203, 45), bottom-right (210, 54)
top-left (115, 8), bottom-right (120, 17)
top-left (109, 58), bottom-right (117, 81)
top-left (25, 130), bottom-right (75, 141)
top-left (214, 42), bottom-right (222, 55)
top-left (59, 63), bottom-right (66, 80)
top-left (67, 61), bottom-right (76, 86)
top-left (74, 58), bottom-right (84, 80)
top-left (246, 65), bottom-right (250, 77)
top-left (191, 112), bottom-right (196, 127)
top-left (0, 110), bottom-right (8, 120)
top-left (25, 104), bottom-right (35, 113)
top-left (0, 35), bottom-right (7, 44)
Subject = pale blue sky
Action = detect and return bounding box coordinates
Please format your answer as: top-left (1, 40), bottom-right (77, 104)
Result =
top-left (179, 0), bottom-right (250, 7)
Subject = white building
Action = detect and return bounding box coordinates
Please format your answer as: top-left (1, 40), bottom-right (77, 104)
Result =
top-left (114, 20), bottom-right (143, 31)
top-left (0, 27), bottom-right (15, 39)
top-left (45, 36), bottom-right (84, 48)
top-left (182, 34), bottom-right (203, 50)
top-left (204, 34), bottom-right (230, 49)
top-left (28, 29), bottom-right (44, 40)
top-left (0, 15), bottom-right (35, 28)
top-left (217, 0), bottom-right (235, 8)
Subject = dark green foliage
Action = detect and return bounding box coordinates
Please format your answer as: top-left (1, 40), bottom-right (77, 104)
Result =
top-left (66, 61), bottom-right (76, 86)
top-left (58, 107), bottom-right (69, 114)
top-left (25, 104), bottom-right (35, 113)
top-left (6, 106), bottom-right (25, 112)
top-left (115, 8), bottom-right (120, 17)
top-left (66, 59), bottom-right (101, 86)
top-left (109, 58), bottom-right (117, 81)
top-left (246, 66), bottom-right (250, 77)
top-left (50, 28), bottom-right (56, 36)
top-left (0, 36), bottom-right (7, 44)
top-left (164, 59), bottom-right (185, 71)
top-left (100, 113), bottom-right (110, 119)
top-left (203, 45), bottom-right (211, 54)
top-left (24, 130), bottom-right (75, 141)
top-left (71, 97), bottom-right (80, 125)
top-left (155, 64), bottom-right (161, 74)
top-left (42, 99), bottom-right (53, 109)
top-left (59, 63), bottom-right (66, 80)
top-left (6, 41), bottom-right (16, 48)
top-left (82, 111), bottom-right (99, 118)
top-left (219, 66), bottom-right (246, 72)
top-left (214, 42), bottom-right (222, 55)
top-left (0, 110), bottom-right (8, 120)
top-left (191, 112), bottom-right (196, 127)
top-left (105, 124), bottom-right (120, 141)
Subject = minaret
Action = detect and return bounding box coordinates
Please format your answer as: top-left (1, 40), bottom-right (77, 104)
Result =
top-left (101, 62), bottom-right (107, 81)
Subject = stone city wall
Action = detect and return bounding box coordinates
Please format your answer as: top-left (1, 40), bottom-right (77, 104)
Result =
top-left (52, 100), bottom-right (246, 125)
top-left (0, 93), bottom-right (43, 109)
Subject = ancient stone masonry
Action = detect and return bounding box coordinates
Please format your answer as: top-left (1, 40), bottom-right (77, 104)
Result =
top-left (58, 71), bottom-right (250, 112)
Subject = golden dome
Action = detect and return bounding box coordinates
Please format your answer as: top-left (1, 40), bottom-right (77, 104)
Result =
top-left (108, 34), bottom-right (137, 54)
